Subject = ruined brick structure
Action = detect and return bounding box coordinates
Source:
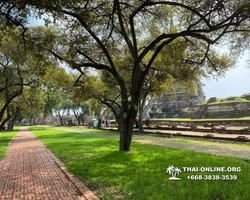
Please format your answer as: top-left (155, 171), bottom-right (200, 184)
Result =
top-left (181, 96), bottom-right (250, 119)
top-left (35, 115), bottom-right (54, 125)
top-left (144, 81), bottom-right (205, 118)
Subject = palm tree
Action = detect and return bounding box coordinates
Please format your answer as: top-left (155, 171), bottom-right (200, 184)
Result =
top-left (167, 165), bottom-right (182, 180)
top-left (175, 168), bottom-right (182, 177)
top-left (166, 165), bottom-right (175, 177)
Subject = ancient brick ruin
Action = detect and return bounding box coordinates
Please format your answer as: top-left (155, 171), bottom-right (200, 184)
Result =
top-left (144, 81), bottom-right (205, 118)
top-left (181, 96), bottom-right (250, 119)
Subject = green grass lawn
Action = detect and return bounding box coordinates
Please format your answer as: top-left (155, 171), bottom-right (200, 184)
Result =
top-left (59, 126), bottom-right (250, 149)
top-left (30, 127), bottom-right (250, 200)
top-left (60, 126), bottom-right (118, 135)
top-left (0, 127), bottom-right (19, 160)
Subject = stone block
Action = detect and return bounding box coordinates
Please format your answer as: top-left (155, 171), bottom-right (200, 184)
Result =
top-left (206, 133), bottom-right (215, 137)
top-left (219, 125), bottom-right (226, 130)
top-left (204, 122), bottom-right (214, 127)
top-left (145, 119), bottom-right (150, 126)
top-left (211, 127), bottom-right (217, 133)
top-left (236, 136), bottom-right (249, 140)
top-left (184, 123), bottom-right (189, 127)
top-left (191, 125), bottom-right (197, 130)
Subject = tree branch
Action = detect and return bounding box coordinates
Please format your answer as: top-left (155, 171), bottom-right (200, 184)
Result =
top-left (114, 0), bottom-right (135, 58)
top-left (92, 95), bottom-right (119, 120)
top-left (105, 97), bottom-right (121, 109)
top-left (0, 82), bottom-right (36, 94)
top-left (76, 50), bottom-right (98, 64)
top-left (130, 1), bottom-right (212, 30)
top-left (140, 30), bottom-right (215, 82)
top-left (62, 9), bottom-right (117, 70)
top-left (73, 73), bottom-right (85, 87)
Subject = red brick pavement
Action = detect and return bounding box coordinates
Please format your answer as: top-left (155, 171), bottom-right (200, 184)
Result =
top-left (0, 127), bottom-right (99, 200)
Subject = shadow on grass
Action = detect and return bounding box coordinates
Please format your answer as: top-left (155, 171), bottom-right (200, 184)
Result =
top-left (27, 127), bottom-right (49, 131)
top-left (30, 127), bottom-right (250, 200)
top-left (59, 127), bottom-right (119, 135)
top-left (48, 139), bottom-right (249, 200)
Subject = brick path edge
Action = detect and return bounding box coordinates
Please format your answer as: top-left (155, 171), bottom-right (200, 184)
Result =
top-left (31, 129), bottom-right (100, 200)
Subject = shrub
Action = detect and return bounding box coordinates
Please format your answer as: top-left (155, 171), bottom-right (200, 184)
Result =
top-left (225, 96), bottom-right (237, 101)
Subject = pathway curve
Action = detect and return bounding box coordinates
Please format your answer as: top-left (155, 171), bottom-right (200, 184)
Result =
top-left (55, 128), bottom-right (250, 160)
top-left (0, 127), bottom-right (99, 200)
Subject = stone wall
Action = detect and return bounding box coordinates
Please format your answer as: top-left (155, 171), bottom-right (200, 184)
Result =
top-left (181, 102), bottom-right (250, 119)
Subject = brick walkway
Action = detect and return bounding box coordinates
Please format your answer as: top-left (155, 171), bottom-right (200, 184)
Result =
top-left (0, 127), bottom-right (99, 200)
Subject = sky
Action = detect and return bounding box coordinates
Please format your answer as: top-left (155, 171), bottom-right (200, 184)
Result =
top-left (202, 51), bottom-right (250, 99)
top-left (28, 17), bottom-right (250, 100)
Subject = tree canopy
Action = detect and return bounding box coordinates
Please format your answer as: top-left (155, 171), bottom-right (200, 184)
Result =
top-left (1, 0), bottom-right (250, 150)
top-left (0, 27), bottom-right (75, 130)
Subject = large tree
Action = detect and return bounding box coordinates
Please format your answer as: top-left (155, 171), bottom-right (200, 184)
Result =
top-left (1, 0), bottom-right (250, 151)
top-left (6, 88), bottom-right (45, 130)
top-left (0, 27), bottom-right (67, 131)
top-left (0, 31), bottom-right (35, 130)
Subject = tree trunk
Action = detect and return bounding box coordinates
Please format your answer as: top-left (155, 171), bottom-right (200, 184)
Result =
top-left (7, 108), bottom-right (20, 131)
top-left (17, 116), bottom-right (23, 124)
top-left (0, 105), bottom-right (12, 131)
top-left (0, 67), bottom-right (23, 123)
top-left (7, 121), bottom-right (14, 131)
top-left (29, 116), bottom-right (33, 126)
top-left (80, 116), bottom-right (84, 125)
top-left (0, 102), bottom-right (10, 123)
top-left (60, 115), bottom-right (63, 126)
top-left (98, 118), bottom-right (102, 129)
top-left (73, 110), bottom-right (80, 125)
top-left (138, 93), bottom-right (148, 132)
top-left (138, 103), bottom-right (144, 132)
top-left (118, 109), bottom-right (137, 151)
top-left (119, 127), bottom-right (133, 151)
top-left (0, 115), bottom-right (11, 131)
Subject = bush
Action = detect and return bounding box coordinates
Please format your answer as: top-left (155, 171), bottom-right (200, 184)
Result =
top-left (225, 96), bottom-right (237, 101)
